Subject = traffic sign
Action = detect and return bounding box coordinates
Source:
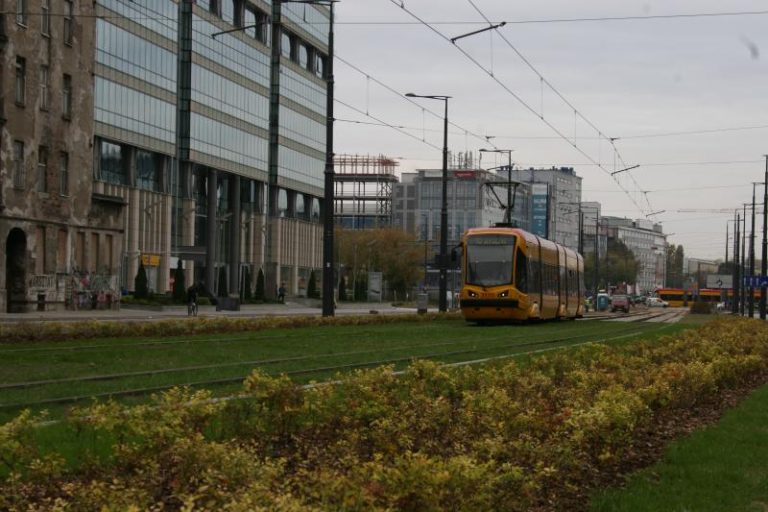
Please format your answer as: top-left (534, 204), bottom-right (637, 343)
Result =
top-left (743, 275), bottom-right (768, 287)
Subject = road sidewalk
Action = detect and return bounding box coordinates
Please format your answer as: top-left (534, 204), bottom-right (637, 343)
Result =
top-left (0, 301), bottom-right (430, 324)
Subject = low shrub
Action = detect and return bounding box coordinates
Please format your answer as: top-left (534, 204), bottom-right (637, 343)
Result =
top-left (2, 318), bottom-right (768, 511)
top-left (689, 301), bottom-right (713, 314)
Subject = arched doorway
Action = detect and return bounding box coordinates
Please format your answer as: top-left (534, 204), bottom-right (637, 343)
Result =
top-left (6, 228), bottom-right (28, 313)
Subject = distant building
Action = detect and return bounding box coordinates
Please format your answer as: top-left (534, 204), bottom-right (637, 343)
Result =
top-left (392, 168), bottom-right (529, 244)
top-left (580, 201), bottom-right (607, 259)
top-left (603, 217), bottom-right (668, 293)
top-left (334, 154), bottom-right (398, 229)
top-left (507, 167), bottom-right (582, 251)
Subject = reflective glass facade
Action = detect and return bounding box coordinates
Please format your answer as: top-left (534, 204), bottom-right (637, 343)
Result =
top-left (93, 0), bottom-right (329, 210)
top-left (95, 78), bottom-right (176, 143)
top-left (96, 20), bottom-right (177, 91)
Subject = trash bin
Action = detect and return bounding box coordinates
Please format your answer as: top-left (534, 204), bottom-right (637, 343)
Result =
top-left (417, 293), bottom-right (428, 315)
top-left (597, 294), bottom-right (610, 312)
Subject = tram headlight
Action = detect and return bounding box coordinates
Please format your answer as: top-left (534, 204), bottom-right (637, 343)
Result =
top-left (468, 290), bottom-right (478, 297)
top-left (498, 290), bottom-right (509, 298)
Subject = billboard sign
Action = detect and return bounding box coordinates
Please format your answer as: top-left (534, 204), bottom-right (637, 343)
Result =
top-left (531, 183), bottom-right (549, 238)
top-left (368, 271), bottom-right (383, 302)
top-left (706, 274), bottom-right (733, 289)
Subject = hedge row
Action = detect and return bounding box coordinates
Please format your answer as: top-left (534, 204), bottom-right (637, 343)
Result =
top-left (2, 318), bottom-right (767, 511)
top-left (0, 312), bottom-right (459, 344)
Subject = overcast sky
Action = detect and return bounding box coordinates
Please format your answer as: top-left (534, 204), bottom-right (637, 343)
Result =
top-left (331, 0), bottom-right (768, 260)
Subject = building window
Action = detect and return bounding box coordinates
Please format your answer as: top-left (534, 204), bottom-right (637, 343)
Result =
top-left (243, 6), bottom-right (256, 38)
top-left (277, 189), bottom-right (288, 217)
top-left (59, 152), bottom-right (69, 196)
top-left (99, 140), bottom-right (128, 185)
top-left (315, 54), bottom-right (326, 79)
top-left (16, 0), bottom-right (27, 25)
top-left (62, 74), bottom-right (72, 119)
top-left (221, 0), bottom-right (234, 23)
top-left (37, 146), bottom-right (48, 193)
top-left (255, 10), bottom-right (270, 45)
top-left (63, 0), bottom-right (73, 45)
top-left (15, 57), bottom-right (26, 106)
top-left (39, 65), bottom-right (49, 110)
top-left (281, 32), bottom-right (293, 60)
top-left (13, 141), bottom-right (25, 189)
top-left (136, 150), bottom-right (161, 191)
top-left (298, 43), bottom-right (309, 69)
top-left (41, 0), bottom-right (50, 35)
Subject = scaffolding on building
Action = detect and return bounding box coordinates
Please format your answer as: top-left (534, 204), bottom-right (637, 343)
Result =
top-left (334, 154), bottom-right (398, 229)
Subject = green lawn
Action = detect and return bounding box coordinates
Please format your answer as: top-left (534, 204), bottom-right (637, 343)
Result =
top-left (591, 382), bottom-right (768, 512)
top-left (0, 317), bottom-right (692, 422)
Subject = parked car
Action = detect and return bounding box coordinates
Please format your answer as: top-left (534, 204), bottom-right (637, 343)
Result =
top-left (647, 297), bottom-right (669, 308)
top-left (610, 294), bottom-right (630, 313)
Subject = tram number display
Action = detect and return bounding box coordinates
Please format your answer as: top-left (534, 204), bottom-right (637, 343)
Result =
top-left (467, 235), bottom-right (516, 246)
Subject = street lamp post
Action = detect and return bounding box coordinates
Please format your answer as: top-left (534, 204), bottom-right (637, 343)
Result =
top-left (405, 93), bottom-right (450, 312)
top-left (479, 148), bottom-right (514, 224)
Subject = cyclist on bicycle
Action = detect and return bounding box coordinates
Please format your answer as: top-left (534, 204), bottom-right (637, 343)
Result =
top-left (187, 285), bottom-right (198, 316)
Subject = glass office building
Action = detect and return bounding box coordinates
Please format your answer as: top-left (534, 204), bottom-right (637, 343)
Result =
top-left (92, 0), bottom-right (329, 297)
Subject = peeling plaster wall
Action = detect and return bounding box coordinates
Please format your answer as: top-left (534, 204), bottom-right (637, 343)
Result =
top-left (0, 0), bottom-right (119, 312)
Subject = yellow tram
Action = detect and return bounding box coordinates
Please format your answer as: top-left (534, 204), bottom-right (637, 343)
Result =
top-left (458, 226), bottom-right (585, 322)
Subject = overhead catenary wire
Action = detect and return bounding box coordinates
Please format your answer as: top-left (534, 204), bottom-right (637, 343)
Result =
top-left (9, 8), bottom-right (768, 23)
top-left (336, 55), bottom-right (498, 150)
top-left (388, 0), bottom-right (647, 215)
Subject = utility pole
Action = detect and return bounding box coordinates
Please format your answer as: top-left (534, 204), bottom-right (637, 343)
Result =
top-left (762, 155), bottom-right (768, 320)
top-left (741, 206), bottom-right (747, 316)
top-left (734, 212), bottom-right (740, 315)
top-left (750, 185), bottom-right (757, 317)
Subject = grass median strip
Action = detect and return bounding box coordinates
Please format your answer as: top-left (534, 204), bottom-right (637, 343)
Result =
top-left (0, 318), bottom-right (686, 422)
top-left (590, 381), bottom-right (768, 512)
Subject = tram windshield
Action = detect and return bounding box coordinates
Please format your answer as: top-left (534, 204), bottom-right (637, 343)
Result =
top-left (466, 234), bottom-right (516, 287)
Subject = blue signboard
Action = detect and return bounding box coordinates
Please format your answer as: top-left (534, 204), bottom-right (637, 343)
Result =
top-left (530, 183), bottom-right (549, 238)
top-left (743, 276), bottom-right (768, 287)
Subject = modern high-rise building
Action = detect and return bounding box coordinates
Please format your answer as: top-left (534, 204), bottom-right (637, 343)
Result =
top-left (507, 167), bottom-right (582, 251)
top-left (1, 0), bottom-right (330, 311)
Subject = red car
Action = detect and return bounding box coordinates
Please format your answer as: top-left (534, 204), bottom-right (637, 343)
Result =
top-left (610, 294), bottom-right (630, 313)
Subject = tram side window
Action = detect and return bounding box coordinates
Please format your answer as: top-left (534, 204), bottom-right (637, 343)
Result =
top-left (528, 255), bottom-right (541, 295)
top-left (515, 249), bottom-right (527, 293)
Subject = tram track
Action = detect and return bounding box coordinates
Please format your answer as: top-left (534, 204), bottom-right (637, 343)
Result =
top-left (0, 322), bottom-right (668, 411)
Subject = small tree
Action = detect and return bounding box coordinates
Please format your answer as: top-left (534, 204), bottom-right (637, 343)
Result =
top-left (243, 267), bottom-right (253, 302)
top-left (217, 267), bottom-right (228, 297)
top-left (307, 270), bottom-right (318, 299)
top-left (173, 259), bottom-right (186, 302)
top-left (255, 268), bottom-right (265, 301)
top-left (339, 276), bottom-right (347, 301)
top-left (134, 261), bottom-right (149, 299)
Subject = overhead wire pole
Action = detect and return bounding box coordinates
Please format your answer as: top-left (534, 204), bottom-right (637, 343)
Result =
top-left (734, 211), bottom-right (740, 315)
top-left (750, 183), bottom-right (757, 317)
top-left (762, 155), bottom-right (768, 319)
top-left (405, 93), bottom-right (451, 312)
top-left (321, 1), bottom-right (336, 316)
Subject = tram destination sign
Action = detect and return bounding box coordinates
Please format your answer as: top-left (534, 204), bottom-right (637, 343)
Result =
top-left (468, 235), bottom-right (516, 246)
